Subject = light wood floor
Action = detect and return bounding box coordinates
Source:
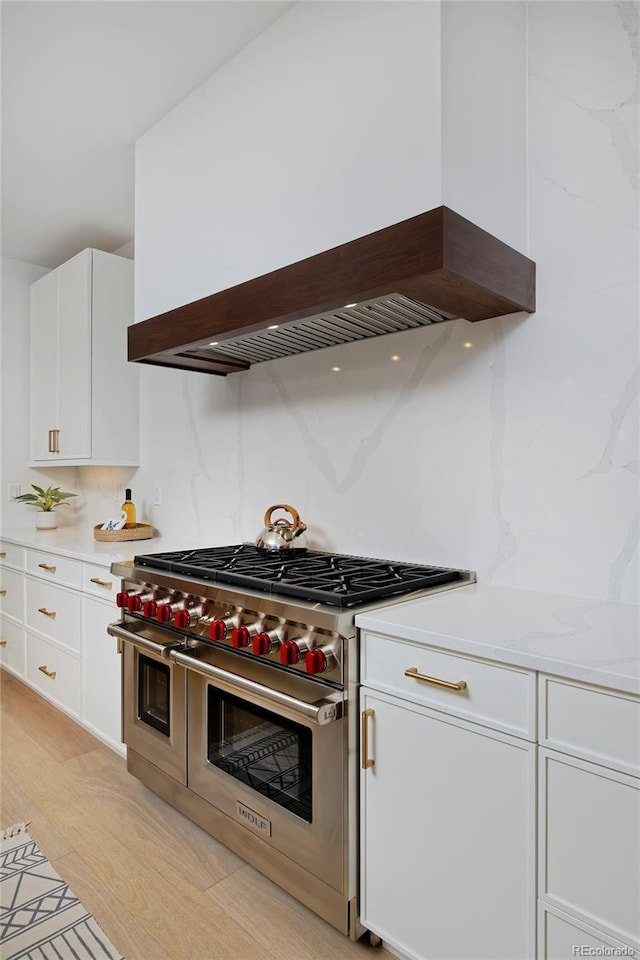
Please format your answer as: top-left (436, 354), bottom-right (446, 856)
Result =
top-left (1, 670), bottom-right (388, 960)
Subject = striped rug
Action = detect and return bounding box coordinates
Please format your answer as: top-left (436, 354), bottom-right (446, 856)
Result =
top-left (0, 823), bottom-right (124, 960)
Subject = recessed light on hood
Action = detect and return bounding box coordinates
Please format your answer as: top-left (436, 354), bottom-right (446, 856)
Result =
top-left (128, 206), bottom-right (535, 377)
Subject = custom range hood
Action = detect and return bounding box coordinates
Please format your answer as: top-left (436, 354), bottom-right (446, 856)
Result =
top-left (129, 205), bottom-right (535, 376)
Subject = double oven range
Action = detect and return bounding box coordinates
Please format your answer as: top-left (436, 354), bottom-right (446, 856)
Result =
top-left (108, 545), bottom-right (473, 938)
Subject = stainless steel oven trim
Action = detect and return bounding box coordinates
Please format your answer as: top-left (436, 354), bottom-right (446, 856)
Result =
top-left (121, 639), bottom-right (188, 785)
top-left (171, 647), bottom-right (343, 726)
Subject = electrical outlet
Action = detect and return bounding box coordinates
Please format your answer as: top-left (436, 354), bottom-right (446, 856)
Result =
top-left (8, 483), bottom-right (21, 500)
top-left (153, 483), bottom-right (162, 507)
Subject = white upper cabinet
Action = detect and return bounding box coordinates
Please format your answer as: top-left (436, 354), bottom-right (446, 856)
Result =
top-left (30, 249), bottom-right (138, 466)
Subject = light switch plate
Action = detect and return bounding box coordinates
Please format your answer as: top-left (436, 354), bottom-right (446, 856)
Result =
top-left (8, 483), bottom-right (21, 500)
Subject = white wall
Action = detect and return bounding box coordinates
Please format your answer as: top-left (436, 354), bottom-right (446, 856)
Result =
top-left (133, 0), bottom-right (638, 604)
top-left (135, 0), bottom-right (442, 321)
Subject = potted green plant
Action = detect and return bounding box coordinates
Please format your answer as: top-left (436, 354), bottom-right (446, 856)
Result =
top-left (13, 484), bottom-right (77, 530)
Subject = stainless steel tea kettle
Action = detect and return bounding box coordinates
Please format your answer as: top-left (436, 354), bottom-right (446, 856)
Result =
top-left (255, 504), bottom-right (308, 551)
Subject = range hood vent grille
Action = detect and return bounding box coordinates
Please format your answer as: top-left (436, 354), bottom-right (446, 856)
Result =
top-left (189, 295), bottom-right (454, 366)
top-left (129, 206), bottom-right (535, 376)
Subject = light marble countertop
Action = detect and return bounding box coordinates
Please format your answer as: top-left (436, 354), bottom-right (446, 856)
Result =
top-left (0, 526), bottom-right (200, 566)
top-left (356, 582), bottom-right (640, 696)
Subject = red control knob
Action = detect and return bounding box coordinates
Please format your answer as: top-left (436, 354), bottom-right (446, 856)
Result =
top-left (253, 632), bottom-right (271, 656)
top-left (210, 619), bottom-right (229, 641)
top-left (142, 599), bottom-right (158, 617)
top-left (280, 640), bottom-right (302, 666)
top-left (305, 648), bottom-right (328, 675)
top-left (231, 626), bottom-right (251, 649)
top-left (156, 603), bottom-right (178, 623)
top-left (127, 594), bottom-right (143, 612)
top-left (116, 592), bottom-right (131, 608)
top-left (174, 609), bottom-right (190, 629)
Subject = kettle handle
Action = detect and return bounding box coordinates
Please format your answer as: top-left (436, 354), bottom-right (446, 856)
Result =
top-left (264, 503), bottom-right (305, 530)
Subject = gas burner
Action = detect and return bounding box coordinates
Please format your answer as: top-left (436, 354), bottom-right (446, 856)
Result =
top-left (133, 544), bottom-right (466, 608)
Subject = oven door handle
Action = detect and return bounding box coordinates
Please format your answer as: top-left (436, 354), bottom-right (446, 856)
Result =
top-left (170, 649), bottom-right (343, 726)
top-left (107, 622), bottom-right (184, 659)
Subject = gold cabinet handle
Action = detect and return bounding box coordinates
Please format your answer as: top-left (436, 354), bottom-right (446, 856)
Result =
top-left (0, 640), bottom-right (7, 647)
top-left (38, 607), bottom-right (56, 619)
top-left (90, 577), bottom-right (112, 589)
top-left (38, 664), bottom-right (56, 678)
top-left (48, 429), bottom-right (53, 453)
top-left (53, 429), bottom-right (60, 454)
top-left (361, 708), bottom-right (375, 769)
top-left (0, 589), bottom-right (6, 597)
top-left (38, 563), bottom-right (57, 573)
top-left (0, 552), bottom-right (6, 558)
top-left (404, 667), bottom-right (467, 692)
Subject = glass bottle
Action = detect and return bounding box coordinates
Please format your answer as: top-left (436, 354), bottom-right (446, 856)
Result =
top-left (121, 488), bottom-right (136, 528)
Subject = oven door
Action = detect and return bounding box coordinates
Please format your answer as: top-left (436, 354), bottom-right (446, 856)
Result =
top-left (172, 644), bottom-right (346, 894)
top-left (108, 621), bottom-right (187, 784)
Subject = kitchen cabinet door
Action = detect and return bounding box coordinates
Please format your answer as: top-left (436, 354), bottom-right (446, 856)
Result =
top-left (56, 250), bottom-right (92, 459)
top-left (539, 748), bottom-right (639, 948)
top-left (82, 595), bottom-right (123, 754)
top-left (360, 688), bottom-right (536, 960)
top-left (30, 268), bottom-right (58, 461)
top-left (30, 249), bottom-right (138, 467)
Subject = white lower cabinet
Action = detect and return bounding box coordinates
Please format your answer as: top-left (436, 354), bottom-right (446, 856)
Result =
top-left (0, 542), bottom-right (123, 755)
top-left (537, 675), bottom-right (640, 958)
top-left (360, 686), bottom-right (536, 960)
top-left (539, 750), bottom-right (639, 948)
top-left (82, 595), bottom-right (122, 752)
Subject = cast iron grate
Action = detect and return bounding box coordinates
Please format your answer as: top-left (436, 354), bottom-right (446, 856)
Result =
top-left (133, 544), bottom-right (465, 607)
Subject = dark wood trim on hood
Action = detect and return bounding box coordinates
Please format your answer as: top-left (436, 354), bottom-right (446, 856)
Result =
top-left (128, 206), bottom-right (535, 376)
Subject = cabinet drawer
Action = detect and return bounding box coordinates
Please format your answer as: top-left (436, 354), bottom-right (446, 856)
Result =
top-left (0, 617), bottom-right (25, 677)
top-left (81, 562), bottom-right (118, 601)
top-left (361, 631), bottom-right (536, 739)
top-left (539, 748), bottom-right (640, 946)
top-left (25, 578), bottom-right (81, 651)
top-left (540, 675), bottom-right (639, 777)
top-left (25, 631), bottom-right (81, 716)
top-left (0, 541), bottom-right (24, 570)
top-left (25, 549), bottom-right (81, 588)
top-left (0, 567), bottom-right (24, 622)
top-left (538, 903), bottom-right (636, 959)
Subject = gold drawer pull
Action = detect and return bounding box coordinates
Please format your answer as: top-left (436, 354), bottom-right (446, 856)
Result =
top-left (38, 664), bottom-right (57, 678)
top-left (0, 589), bottom-right (6, 597)
top-left (404, 667), bottom-right (467, 692)
top-left (38, 563), bottom-right (57, 573)
top-left (0, 552), bottom-right (6, 558)
top-left (90, 577), bottom-right (112, 589)
top-left (361, 708), bottom-right (375, 769)
top-left (0, 640), bottom-right (7, 647)
top-left (38, 607), bottom-right (56, 619)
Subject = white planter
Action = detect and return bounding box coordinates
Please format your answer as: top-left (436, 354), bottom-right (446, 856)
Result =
top-left (35, 512), bottom-right (57, 530)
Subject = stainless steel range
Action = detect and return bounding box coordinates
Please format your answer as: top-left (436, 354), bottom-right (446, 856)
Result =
top-left (107, 545), bottom-right (473, 938)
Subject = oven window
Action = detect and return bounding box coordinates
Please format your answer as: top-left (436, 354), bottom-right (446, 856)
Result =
top-left (207, 688), bottom-right (312, 823)
top-left (138, 653), bottom-right (170, 737)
